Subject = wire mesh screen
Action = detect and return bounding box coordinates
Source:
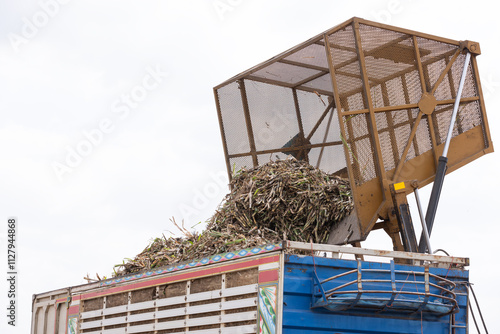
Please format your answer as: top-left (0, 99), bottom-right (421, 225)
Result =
top-left (215, 77), bottom-right (346, 174)
top-left (216, 81), bottom-right (249, 155)
top-left (214, 17), bottom-right (492, 239)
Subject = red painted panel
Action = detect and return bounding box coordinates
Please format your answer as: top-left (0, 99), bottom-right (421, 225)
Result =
top-left (76, 254), bottom-right (280, 300)
top-left (67, 305), bottom-right (79, 316)
top-left (259, 269), bottom-right (279, 283)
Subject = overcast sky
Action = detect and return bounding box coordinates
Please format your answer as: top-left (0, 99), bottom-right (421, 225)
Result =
top-left (1, 1), bottom-right (499, 333)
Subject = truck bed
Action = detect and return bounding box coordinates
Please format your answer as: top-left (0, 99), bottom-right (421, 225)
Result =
top-left (31, 241), bottom-right (469, 334)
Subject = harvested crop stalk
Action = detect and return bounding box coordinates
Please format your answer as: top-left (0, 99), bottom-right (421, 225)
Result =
top-left (113, 158), bottom-right (353, 276)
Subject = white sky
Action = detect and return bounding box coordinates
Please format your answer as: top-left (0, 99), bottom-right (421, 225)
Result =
top-left (0, 1), bottom-right (499, 333)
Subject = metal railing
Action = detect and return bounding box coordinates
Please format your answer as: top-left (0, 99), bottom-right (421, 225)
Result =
top-left (311, 259), bottom-right (459, 316)
top-left (285, 240), bottom-right (469, 268)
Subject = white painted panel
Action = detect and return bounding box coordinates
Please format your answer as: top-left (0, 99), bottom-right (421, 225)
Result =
top-left (221, 311), bottom-right (256, 323)
top-left (186, 290), bottom-right (221, 303)
top-left (154, 295), bottom-right (186, 308)
top-left (101, 315), bottom-right (127, 327)
top-left (186, 302), bottom-right (220, 315)
top-left (89, 325), bottom-right (254, 334)
top-left (102, 304), bottom-right (127, 316)
top-left (46, 305), bottom-right (56, 334)
top-left (96, 328), bottom-right (125, 334)
top-left (56, 304), bottom-right (67, 334)
top-left (80, 309), bottom-right (103, 319)
top-left (221, 284), bottom-right (258, 297)
top-left (149, 319), bottom-right (186, 331)
top-left (80, 318), bottom-right (102, 330)
top-left (127, 310), bottom-right (156, 323)
top-left (156, 307), bottom-right (186, 319)
top-left (127, 299), bottom-right (157, 311)
top-left (185, 328), bottom-right (220, 334)
top-left (186, 315), bottom-right (220, 327)
top-left (76, 281), bottom-right (258, 333)
top-left (221, 324), bottom-right (257, 334)
top-left (127, 323), bottom-right (156, 333)
top-left (35, 307), bottom-right (44, 334)
top-left (221, 297), bottom-right (257, 310)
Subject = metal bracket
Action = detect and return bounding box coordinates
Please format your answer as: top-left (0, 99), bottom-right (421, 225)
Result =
top-left (459, 40), bottom-right (481, 55)
top-left (389, 181), bottom-right (418, 252)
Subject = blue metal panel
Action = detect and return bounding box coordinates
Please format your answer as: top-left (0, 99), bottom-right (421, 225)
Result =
top-left (282, 254), bottom-right (468, 333)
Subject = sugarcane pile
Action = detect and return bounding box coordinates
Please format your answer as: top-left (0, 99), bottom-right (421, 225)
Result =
top-left (113, 159), bottom-right (353, 276)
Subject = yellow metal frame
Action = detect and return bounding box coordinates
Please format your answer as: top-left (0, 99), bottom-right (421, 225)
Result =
top-left (214, 17), bottom-right (494, 249)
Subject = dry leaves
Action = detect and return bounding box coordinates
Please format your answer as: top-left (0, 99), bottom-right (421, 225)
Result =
top-left (114, 159), bottom-right (353, 276)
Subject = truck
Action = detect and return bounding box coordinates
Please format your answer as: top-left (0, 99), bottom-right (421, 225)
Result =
top-left (32, 17), bottom-right (492, 333)
top-left (31, 241), bottom-right (470, 334)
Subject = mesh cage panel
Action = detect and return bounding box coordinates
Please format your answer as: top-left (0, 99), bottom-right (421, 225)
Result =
top-left (228, 155), bottom-right (255, 174)
top-left (415, 114), bottom-right (432, 156)
top-left (245, 80), bottom-right (299, 151)
top-left (394, 122), bottom-right (412, 161)
top-left (336, 62), bottom-right (365, 107)
top-left (307, 145), bottom-right (347, 174)
top-left (402, 109), bottom-right (428, 161)
top-left (215, 79), bottom-right (346, 175)
top-left (374, 109), bottom-right (388, 129)
top-left (415, 37), bottom-right (456, 91)
top-left (342, 113), bottom-right (376, 183)
top-left (359, 24), bottom-right (406, 52)
top-left (371, 85), bottom-right (384, 109)
top-left (373, 107), bottom-right (423, 172)
top-left (301, 73), bottom-right (333, 92)
top-left (415, 37), bottom-right (456, 63)
top-left (359, 24), bottom-right (421, 112)
top-left (435, 104), bottom-right (455, 144)
top-left (404, 70), bottom-right (423, 104)
top-left (346, 92), bottom-right (365, 112)
top-left (427, 57), bottom-right (452, 100)
top-left (360, 24), bottom-right (415, 84)
top-left (378, 128), bottom-right (396, 171)
top-left (379, 111), bottom-right (397, 171)
top-left (257, 154), bottom-right (275, 166)
top-left (434, 100), bottom-right (483, 145)
top-left (252, 62), bottom-right (321, 86)
top-left (386, 76), bottom-right (407, 106)
top-left (326, 25), bottom-right (379, 184)
top-left (295, 90), bottom-right (344, 172)
top-left (326, 25), bottom-right (365, 112)
top-left (452, 54), bottom-right (478, 98)
top-left (296, 90), bottom-right (330, 136)
top-left (216, 81), bottom-right (250, 154)
top-left (283, 43), bottom-right (329, 69)
top-left (457, 100), bottom-right (482, 135)
top-left (427, 57), bottom-right (449, 94)
top-left (308, 108), bottom-right (336, 144)
top-left (392, 107), bottom-right (411, 126)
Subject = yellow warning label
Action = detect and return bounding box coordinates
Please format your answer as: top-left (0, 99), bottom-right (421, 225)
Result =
top-left (393, 182), bottom-right (406, 191)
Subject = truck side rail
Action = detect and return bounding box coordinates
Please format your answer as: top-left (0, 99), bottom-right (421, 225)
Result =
top-left (284, 240), bottom-right (469, 268)
top-left (311, 259), bottom-right (459, 316)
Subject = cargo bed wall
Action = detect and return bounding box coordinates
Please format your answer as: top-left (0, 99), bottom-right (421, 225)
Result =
top-left (31, 288), bottom-right (72, 334)
top-left (31, 242), bottom-right (469, 334)
top-left (61, 251), bottom-right (280, 334)
top-left (282, 254), bottom-right (468, 334)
